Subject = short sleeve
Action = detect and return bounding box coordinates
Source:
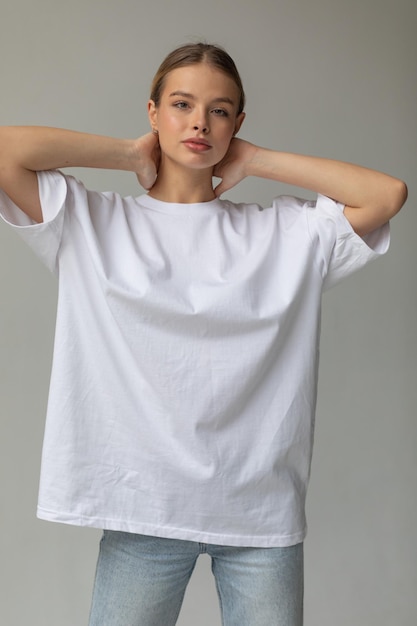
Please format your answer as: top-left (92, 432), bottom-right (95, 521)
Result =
top-left (306, 194), bottom-right (390, 290)
top-left (0, 170), bottom-right (68, 273)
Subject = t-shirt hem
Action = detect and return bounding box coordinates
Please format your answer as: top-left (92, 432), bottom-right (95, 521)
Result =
top-left (37, 507), bottom-right (306, 548)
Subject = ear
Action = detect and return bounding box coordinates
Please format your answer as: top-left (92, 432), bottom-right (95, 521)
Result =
top-left (233, 112), bottom-right (245, 136)
top-left (148, 100), bottom-right (158, 132)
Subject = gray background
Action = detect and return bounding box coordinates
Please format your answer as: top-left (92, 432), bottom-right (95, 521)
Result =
top-left (0, 0), bottom-right (415, 624)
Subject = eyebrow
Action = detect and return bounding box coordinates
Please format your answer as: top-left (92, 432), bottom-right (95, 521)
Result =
top-left (168, 91), bottom-right (236, 106)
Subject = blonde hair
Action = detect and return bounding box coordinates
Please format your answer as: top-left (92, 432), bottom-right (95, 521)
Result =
top-left (150, 43), bottom-right (245, 115)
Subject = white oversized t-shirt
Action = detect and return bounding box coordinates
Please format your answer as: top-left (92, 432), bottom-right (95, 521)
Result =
top-left (0, 171), bottom-right (389, 547)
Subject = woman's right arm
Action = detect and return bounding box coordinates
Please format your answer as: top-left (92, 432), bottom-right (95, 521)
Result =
top-left (0, 127), bottom-right (159, 223)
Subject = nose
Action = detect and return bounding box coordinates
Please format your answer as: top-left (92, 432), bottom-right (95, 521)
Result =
top-left (193, 124), bottom-right (209, 134)
top-left (192, 109), bottom-right (209, 134)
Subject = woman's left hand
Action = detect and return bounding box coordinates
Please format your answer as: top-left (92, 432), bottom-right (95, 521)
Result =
top-left (213, 138), bottom-right (257, 197)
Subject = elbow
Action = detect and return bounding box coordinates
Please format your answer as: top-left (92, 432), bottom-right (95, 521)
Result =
top-left (388, 179), bottom-right (408, 218)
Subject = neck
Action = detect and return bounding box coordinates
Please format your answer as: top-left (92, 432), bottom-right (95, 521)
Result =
top-left (147, 158), bottom-right (216, 204)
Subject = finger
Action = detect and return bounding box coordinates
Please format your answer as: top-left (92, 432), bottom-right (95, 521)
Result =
top-left (137, 169), bottom-right (157, 190)
top-left (214, 180), bottom-right (228, 197)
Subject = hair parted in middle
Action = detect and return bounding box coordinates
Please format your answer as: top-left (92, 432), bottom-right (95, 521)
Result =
top-left (150, 42), bottom-right (246, 115)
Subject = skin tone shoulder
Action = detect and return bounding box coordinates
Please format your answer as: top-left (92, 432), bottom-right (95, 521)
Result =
top-left (0, 62), bottom-right (407, 232)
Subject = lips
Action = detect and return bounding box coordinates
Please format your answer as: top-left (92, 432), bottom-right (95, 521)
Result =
top-left (182, 137), bottom-right (212, 151)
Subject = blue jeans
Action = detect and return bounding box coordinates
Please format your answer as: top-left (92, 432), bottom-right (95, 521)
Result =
top-left (88, 531), bottom-right (304, 626)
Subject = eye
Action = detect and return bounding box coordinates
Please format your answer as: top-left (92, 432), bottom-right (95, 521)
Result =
top-left (173, 101), bottom-right (190, 110)
top-left (211, 108), bottom-right (229, 117)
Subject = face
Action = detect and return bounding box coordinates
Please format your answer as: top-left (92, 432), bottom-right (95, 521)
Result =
top-left (148, 63), bottom-right (245, 172)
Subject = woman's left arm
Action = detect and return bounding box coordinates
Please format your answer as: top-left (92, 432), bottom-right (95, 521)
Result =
top-left (214, 139), bottom-right (407, 237)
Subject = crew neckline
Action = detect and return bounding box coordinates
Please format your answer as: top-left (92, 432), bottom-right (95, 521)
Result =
top-left (136, 193), bottom-right (226, 215)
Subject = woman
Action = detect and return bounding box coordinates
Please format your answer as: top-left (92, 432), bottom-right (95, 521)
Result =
top-left (0, 43), bottom-right (407, 626)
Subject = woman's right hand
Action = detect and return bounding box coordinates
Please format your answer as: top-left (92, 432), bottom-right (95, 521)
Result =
top-left (133, 132), bottom-right (161, 190)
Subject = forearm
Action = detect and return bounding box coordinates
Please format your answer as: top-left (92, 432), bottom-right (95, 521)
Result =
top-left (0, 126), bottom-right (154, 223)
top-left (0, 126), bottom-right (137, 173)
top-left (247, 147), bottom-right (406, 215)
